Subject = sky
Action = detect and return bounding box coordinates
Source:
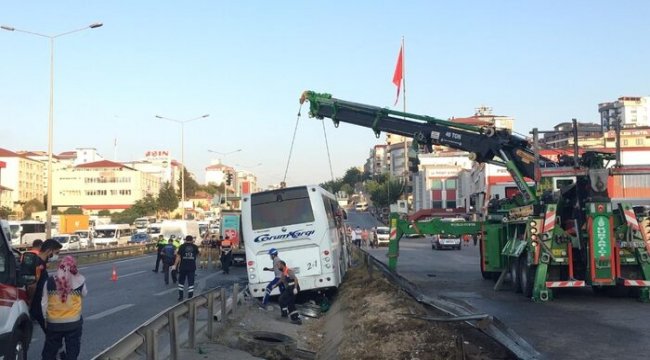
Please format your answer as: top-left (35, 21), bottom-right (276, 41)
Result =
top-left (1, 1), bottom-right (649, 188)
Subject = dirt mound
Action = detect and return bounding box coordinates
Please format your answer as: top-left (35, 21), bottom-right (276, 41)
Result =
top-left (317, 265), bottom-right (513, 360)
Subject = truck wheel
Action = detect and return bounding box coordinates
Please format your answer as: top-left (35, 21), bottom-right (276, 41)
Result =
top-left (519, 256), bottom-right (535, 298)
top-left (11, 330), bottom-right (27, 360)
top-left (510, 260), bottom-right (522, 293)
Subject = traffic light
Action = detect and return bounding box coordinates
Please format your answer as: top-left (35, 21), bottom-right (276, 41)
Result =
top-left (407, 143), bottom-right (420, 173)
top-left (225, 172), bottom-right (233, 186)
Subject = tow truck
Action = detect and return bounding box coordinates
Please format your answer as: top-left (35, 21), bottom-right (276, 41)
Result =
top-left (300, 90), bottom-right (650, 302)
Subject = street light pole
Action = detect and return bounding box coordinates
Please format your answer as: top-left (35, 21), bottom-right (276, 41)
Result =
top-left (207, 148), bottom-right (242, 164)
top-left (2, 22), bottom-right (103, 238)
top-left (156, 114), bottom-right (209, 220)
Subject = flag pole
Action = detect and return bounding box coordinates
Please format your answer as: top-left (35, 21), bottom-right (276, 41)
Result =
top-left (401, 36), bottom-right (408, 186)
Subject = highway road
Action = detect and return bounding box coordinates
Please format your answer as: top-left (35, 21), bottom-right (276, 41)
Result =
top-left (27, 254), bottom-right (246, 359)
top-left (346, 210), bottom-right (650, 360)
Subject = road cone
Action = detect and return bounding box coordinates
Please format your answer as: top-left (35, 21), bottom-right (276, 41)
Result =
top-left (111, 265), bottom-right (118, 282)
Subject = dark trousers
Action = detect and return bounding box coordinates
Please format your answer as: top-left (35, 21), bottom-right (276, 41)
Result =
top-left (220, 251), bottom-right (232, 274)
top-left (178, 271), bottom-right (196, 299)
top-left (262, 277), bottom-right (285, 305)
top-left (42, 326), bottom-right (82, 360)
top-left (154, 246), bottom-right (164, 271)
top-left (279, 284), bottom-right (299, 320)
top-left (163, 261), bottom-right (177, 284)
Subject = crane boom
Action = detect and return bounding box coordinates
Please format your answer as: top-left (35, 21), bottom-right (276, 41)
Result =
top-left (300, 90), bottom-right (555, 205)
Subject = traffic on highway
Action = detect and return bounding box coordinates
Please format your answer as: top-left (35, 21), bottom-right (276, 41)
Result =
top-left (3, 3), bottom-right (650, 359)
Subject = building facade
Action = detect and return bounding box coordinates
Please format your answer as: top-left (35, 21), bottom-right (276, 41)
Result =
top-left (51, 160), bottom-right (161, 212)
top-left (0, 148), bottom-right (45, 213)
top-left (599, 96), bottom-right (650, 129)
top-left (123, 150), bottom-right (180, 190)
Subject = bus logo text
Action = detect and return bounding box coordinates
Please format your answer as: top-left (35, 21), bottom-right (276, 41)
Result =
top-left (254, 230), bottom-right (316, 243)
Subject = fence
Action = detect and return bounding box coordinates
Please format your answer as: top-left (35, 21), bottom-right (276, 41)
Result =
top-left (93, 283), bottom-right (245, 360)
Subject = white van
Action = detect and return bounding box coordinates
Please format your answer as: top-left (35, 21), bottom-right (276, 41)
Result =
top-left (93, 224), bottom-right (132, 246)
top-left (160, 220), bottom-right (200, 242)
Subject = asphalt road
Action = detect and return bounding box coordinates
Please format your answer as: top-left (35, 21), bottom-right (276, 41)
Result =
top-left (346, 210), bottom-right (650, 360)
top-left (27, 254), bottom-right (246, 359)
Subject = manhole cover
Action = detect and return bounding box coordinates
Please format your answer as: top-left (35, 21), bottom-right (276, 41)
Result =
top-left (238, 331), bottom-right (297, 359)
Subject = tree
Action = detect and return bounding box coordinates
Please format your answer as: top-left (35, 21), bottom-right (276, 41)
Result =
top-left (63, 207), bottom-right (83, 215)
top-left (176, 166), bottom-right (200, 198)
top-left (0, 206), bottom-right (13, 219)
top-left (340, 183), bottom-right (354, 196)
top-left (158, 181), bottom-right (179, 214)
top-left (98, 210), bottom-right (111, 216)
top-left (22, 198), bottom-right (45, 219)
top-left (342, 167), bottom-right (364, 186)
top-left (368, 178), bottom-right (405, 209)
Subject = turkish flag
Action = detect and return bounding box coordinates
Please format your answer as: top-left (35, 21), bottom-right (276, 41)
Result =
top-left (392, 44), bottom-right (403, 106)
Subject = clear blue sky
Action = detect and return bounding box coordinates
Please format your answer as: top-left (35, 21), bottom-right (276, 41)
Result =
top-left (1, 1), bottom-right (649, 188)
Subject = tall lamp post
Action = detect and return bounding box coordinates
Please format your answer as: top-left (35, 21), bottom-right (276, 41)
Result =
top-left (156, 114), bottom-right (209, 220)
top-left (207, 148), bottom-right (242, 163)
top-left (2, 22), bottom-right (103, 238)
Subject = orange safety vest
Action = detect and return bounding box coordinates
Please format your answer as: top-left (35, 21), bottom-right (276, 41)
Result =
top-left (221, 240), bottom-right (232, 248)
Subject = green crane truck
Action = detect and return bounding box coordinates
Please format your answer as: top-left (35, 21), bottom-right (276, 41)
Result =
top-left (300, 90), bottom-right (650, 302)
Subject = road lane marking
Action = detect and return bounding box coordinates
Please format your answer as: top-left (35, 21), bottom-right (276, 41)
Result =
top-left (118, 270), bottom-right (146, 278)
top-left (153, 271), bottom-right (221, 296)
top-left (86, 304), bottom-right (134, 320)
top-left (114, 255), bottom-right (153, 264)
top-left (154, 288), bottom-right (178, 296)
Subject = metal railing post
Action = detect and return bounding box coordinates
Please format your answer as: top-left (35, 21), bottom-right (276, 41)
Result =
top-left (220, 287), bottom-right (227, 322)
top-left (144, 328), bottom-right (156, 360)
top-left (232, 283), bottom-right (239, 313)
top-left (188, 301), bottom-right (197, 349)
top-left (207, 292), bottom-right (215, 340)
top-left (168, 311), bottom-right (179, 359)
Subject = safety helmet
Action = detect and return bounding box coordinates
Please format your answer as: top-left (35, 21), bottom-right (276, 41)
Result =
top-left (268, 248), bottom-right (278, 256)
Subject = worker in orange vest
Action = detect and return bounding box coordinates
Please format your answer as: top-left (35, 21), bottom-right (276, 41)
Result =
top-left (220, 236), bottom-right (233, 274)
top-left (274, 260), bottom-right (302, 325)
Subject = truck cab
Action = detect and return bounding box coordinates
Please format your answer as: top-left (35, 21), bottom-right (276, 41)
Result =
top-left (0, 220), bottom-right (34, 359)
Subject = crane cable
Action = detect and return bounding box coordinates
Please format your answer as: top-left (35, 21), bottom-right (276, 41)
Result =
top-left (283, 105), bottom-right (303, 184)
top-left (321, 119), bottom-right (336, 183)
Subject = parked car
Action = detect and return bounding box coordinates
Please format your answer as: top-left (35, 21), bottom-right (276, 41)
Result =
top-left (53, 234), bottom-right (82, 251)
top-left (375, 226), bottom-right (390, 246)
top-left (129, 232), bottom-right (151, 244)
top-left (74, 230), bottom-right (93, 248)
top-left (430, 218), bottom-right (465, 250)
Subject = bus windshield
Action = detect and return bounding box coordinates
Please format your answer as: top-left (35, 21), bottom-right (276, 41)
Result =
top-left (251, 187), bottom-right (315, 230)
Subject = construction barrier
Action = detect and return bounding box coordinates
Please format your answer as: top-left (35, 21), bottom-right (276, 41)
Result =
top-left (93, 283), bottom-right (246, 360)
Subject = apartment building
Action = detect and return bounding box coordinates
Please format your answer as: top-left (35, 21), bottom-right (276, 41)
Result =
top-left (0, 148), bottom-right (45, 213)
top-left (51, 159), bottom-right (161, 212)
top-left (599, 96), bottom-right (650, 129)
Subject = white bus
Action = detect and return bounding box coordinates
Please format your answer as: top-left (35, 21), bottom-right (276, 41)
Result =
top-left (242, 185), bottom-right (349, 298)
top-left (93, 224), bottom-right (132, 246)
top-left (8, 220), bottom-right (46, 248)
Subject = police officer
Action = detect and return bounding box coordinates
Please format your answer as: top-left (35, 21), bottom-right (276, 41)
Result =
top-left (153, 234), bottom-right (167, 272)
top-left (260, 248), bottom-right (283, 309)
top-left (275, 260), bottom-right (302, 325)
top-left (175, 235), bottom-right (200, 301)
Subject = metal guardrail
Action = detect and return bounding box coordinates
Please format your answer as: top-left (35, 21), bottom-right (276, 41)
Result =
top-left (64, 243), bottom-right (157, 263)
top-left (93, 284), bottom-right (246, 360)
top-left (352, 246), bottom-right (542, 360)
